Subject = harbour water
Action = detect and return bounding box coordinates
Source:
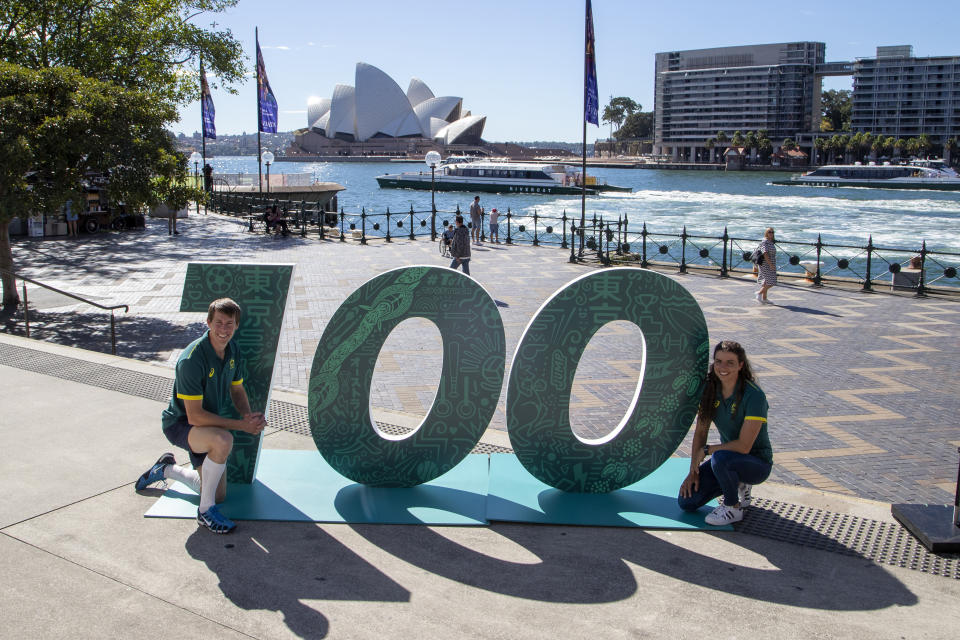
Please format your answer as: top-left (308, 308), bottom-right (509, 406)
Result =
top-left (208, 156), bottom-right (960, 254)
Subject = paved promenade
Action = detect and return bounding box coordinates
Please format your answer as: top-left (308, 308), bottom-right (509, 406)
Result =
top-left (6, 212), bottom-right (960, 505)
top-left (2, 212), bottom-right (959, 638)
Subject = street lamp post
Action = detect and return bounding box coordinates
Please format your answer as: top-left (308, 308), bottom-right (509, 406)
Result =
top-left (262, 151), bottom-right (275, 199)
top-left (425, 150), bottom-right (441, 240)
top-left (189, 151), bottom-right (202, 215)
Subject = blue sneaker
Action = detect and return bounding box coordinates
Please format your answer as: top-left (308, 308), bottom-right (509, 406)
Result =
top-left (135, 452), bottom-right (175, 491)
top-left (197, 505), bottom-right (236, 534)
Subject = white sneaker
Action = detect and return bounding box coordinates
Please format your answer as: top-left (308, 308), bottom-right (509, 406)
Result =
top-left (761, 298), bottom-right (773, 305)
top-left (738, 483), bottom-right (753, 508)
top-left (755, 291), bottom-right (762, 304)
top-left (705, 504), bottom-right (744, 525)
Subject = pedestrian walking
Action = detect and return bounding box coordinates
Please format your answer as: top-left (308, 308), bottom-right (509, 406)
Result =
top-left (755, 227), bottom-right (777, 304)
top-left (449, 215), bottom-right (471, 275)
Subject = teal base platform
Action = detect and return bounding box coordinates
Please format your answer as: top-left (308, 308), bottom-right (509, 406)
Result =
top-left (145, 449), bottom-right (490, 525)
top-left (486, 454), bottom-right (732, 530)
top-left (146, 451), bottom-right (729, 530)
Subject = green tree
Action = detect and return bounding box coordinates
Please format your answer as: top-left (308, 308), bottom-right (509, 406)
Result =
top-left (732, 130), bottom-right (744, 147)
top-left (821, 89), bottom-right (852, 132)
top-left (781, 138), bottom-right (797, 151)
top-left (615, 111), bottom-right (653, 140)
top-left (944, 137), bottom-right (957, 166)
top-left (918, 134), bottom-right (932, 157)
top-left (0, 1), bottom-right (246, 308)
top-left (758, 137), bottom-right (773, 163)
top-left (814, 137), bottom-right (828, 164)
top-left (601, 97), bottom-right (640, 137)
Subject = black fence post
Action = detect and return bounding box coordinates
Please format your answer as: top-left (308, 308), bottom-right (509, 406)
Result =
top-left (409, 204), bottom-right (415, 240)
top-left (431, 199), bottom-right (437, 241)
top-left (623, 213), bottom-right (630, 256)
top-left (916, 240), bottom-right (928, 297)
top-left (720, 226), bottom-right (729, 278)
top-left (680, 225), bottom-right (688, 274)
top-left (641, 222), bottom-right (649, 267)
top-left (569, 222), bottom-right (577, 262)
top-left (617, 215), bottom-right (623, 256)
top-left (385, 208), bottom-right (392, 242)
top-left (360, 207), bottom-right (368, 245)
top-left (561, 210), bottom-right (568, 249)
top-left (532, 210), bottom-right (539, 246)
top-left (862, 234), bottom-right (874, 292)
top-left (605, 222), bottom-right (612, 264)
top-left (597, 216), bottom-right (605, 263)
top-left (300, 200), bottom-right (307, 237)
top-left (480, 209), bottom-right (486, 242)
top-left (506, 208), bottom-right (513, 245)
top-left (814, 233), bottom-right (823, 286)
top-left (339, 207), bottom-right (346, 242)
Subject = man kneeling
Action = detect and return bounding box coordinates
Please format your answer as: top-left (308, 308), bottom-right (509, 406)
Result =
top-left (136, 298), bottom-right (266, 534)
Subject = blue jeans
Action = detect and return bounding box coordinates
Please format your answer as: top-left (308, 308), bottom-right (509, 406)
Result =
top-left (450, 257), bottom-right (470, 275)
top-left (678, 449), bottom-right (772, 510)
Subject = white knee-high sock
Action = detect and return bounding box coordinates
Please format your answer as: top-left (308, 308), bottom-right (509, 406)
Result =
top-left (199, 459), bottom-right (226, 513)
top-left (163, 464), bottom-right (201, 493)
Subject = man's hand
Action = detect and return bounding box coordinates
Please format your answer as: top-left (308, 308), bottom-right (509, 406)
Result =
top-left (679, 468), bottom-right (700, 498)
top-left (238, 412), bottom-right (267, 435)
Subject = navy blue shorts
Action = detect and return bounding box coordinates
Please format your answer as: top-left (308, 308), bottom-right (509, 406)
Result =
top-left (163, 419), bottom-right (206, 469)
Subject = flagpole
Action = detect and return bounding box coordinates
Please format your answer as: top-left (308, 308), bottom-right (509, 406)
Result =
top-left (200, 54), bottom-right (207, 172)
top-left (579, 3), bottom-right (589, 259)
top-left (256, 27), bottom-right (263, 201)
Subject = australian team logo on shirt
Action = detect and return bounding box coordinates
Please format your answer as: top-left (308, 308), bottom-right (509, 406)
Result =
top-left (208, 367), bottom-right (215, 378)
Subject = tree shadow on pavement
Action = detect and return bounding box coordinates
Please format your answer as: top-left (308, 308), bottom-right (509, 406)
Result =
top-left (185, 522), bottom-right (410, 639)
top-left (1, 308), bottom-right (205, 361)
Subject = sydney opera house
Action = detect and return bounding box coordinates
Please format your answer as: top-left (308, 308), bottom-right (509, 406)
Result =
top-left (287, 62), bottom-right (487, 157)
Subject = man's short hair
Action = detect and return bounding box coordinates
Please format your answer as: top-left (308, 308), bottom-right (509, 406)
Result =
top-left (455, 215), bottom-right (464, 224)
top-left (207, 298), bottom-right (241, 322)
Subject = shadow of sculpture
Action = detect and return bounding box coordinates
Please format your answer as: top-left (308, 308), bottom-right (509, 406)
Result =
top-left (185, 521), bottom-right (410, 639)
top-left (347, 509), bottom-right (918, 609)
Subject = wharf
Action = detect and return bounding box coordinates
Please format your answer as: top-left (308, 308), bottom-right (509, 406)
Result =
top-left (2, 213), bottom-right (958, 637)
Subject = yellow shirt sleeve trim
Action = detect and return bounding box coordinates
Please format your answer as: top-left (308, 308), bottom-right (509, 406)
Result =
top-left (177, 393), bottom-right (203, 400)
top-left (231, 379), bottom-right (244, 386)
top-left (744, 415), bottom-right (767, 423)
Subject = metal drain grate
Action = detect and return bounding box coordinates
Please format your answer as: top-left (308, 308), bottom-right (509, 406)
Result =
top-left (738, 498), bottom-right (960, 579)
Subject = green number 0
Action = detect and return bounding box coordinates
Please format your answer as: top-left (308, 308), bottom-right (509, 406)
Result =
top-left (507, 268), bottom-right (709, 492)
top-left (308, 266), bottom-right (505, 487)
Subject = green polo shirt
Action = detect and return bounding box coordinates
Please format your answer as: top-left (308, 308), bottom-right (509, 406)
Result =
top-left (713, 379), bottom-right (773, 464)
top-left (161, 330), bottom-right (244, 430)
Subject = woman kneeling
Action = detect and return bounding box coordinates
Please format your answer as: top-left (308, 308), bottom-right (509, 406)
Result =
top-left (678, 340), bottom-right (773, 525)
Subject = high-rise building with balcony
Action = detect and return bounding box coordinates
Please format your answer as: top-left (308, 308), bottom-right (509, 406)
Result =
top-left (654, 42), bottom-right (825, 160)
top-left (851, 46), bottom-right (960, 143)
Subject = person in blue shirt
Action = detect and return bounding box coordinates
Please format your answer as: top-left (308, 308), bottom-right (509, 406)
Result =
top-left (678, 340), bottom-right (773, 525)
top-left (135, 298), bottom-right (266, 534)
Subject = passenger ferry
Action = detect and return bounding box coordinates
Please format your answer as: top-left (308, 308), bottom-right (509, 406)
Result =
top-left (771, 160), bottom-right (960, 191)
top-left (376, 156), bottom-right (631, 195)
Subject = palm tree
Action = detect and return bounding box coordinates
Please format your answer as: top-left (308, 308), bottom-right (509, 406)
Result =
top-left (814, 137), bottom-right (828, 165)
top-left (944, 137), bottom-right (957, 166)
top-left (705, 137), bottom-right (716, 163)
top-left (918, 134), bottom-right (932, 158)
top-left (732, 130), bottom-right (745, 147)
top-left (744, 131), bottom-right (758, 161)
top-left (782, 138), bottom-right (797, 151)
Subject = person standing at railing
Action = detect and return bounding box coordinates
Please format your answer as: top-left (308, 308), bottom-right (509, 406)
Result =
top-left (756, 227), bottom-right (777, 304)
top-left (489, 208), bottom-right (500, 244)
top-left (449, 215), bottom-right (471, 275)
top-left (469, 195), bottom-right (483, 245)
top-left (678, 340), bottom-right (773, 525)
top-left (135, 298), bottom-right (266, 534)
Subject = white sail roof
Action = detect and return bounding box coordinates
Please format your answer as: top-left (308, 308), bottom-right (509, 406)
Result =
top-left (406, 78), bottom-right (435, 107)
top-left (307, 96), bottom-right (331, 130)
top-left (355, 62), bottom-right (421, 140)
top-left (326, 84), bottom-right (356, 139)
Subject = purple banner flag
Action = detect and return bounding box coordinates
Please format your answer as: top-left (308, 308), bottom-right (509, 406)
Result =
top-left (256, 36), bottom-right (278, 133)
top-left (584, 0), bottom-right (599, 126)
top-left (200, 63), bottom-right (216, 140)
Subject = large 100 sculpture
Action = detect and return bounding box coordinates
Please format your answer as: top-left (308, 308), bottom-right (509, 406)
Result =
top-left (183, 264), bottom-right (709, 493)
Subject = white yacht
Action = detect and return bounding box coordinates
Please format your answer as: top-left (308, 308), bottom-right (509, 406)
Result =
top-left (772, 160), bottom-right (960, 191)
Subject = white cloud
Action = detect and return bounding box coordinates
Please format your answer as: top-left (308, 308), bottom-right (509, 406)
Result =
top-left (263, 45), bottom-right (291, 51)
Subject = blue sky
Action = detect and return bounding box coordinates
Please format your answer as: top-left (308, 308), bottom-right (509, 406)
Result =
top-left (175, 0), bottom-right (959, 143)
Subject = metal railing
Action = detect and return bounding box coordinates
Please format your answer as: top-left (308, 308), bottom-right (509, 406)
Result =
top-left (569, 216), bottom-right (960, 295)
top-left (205, 195), bottom-right (960, 296)
top-left (0, 267), bottom-right (129, 354)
